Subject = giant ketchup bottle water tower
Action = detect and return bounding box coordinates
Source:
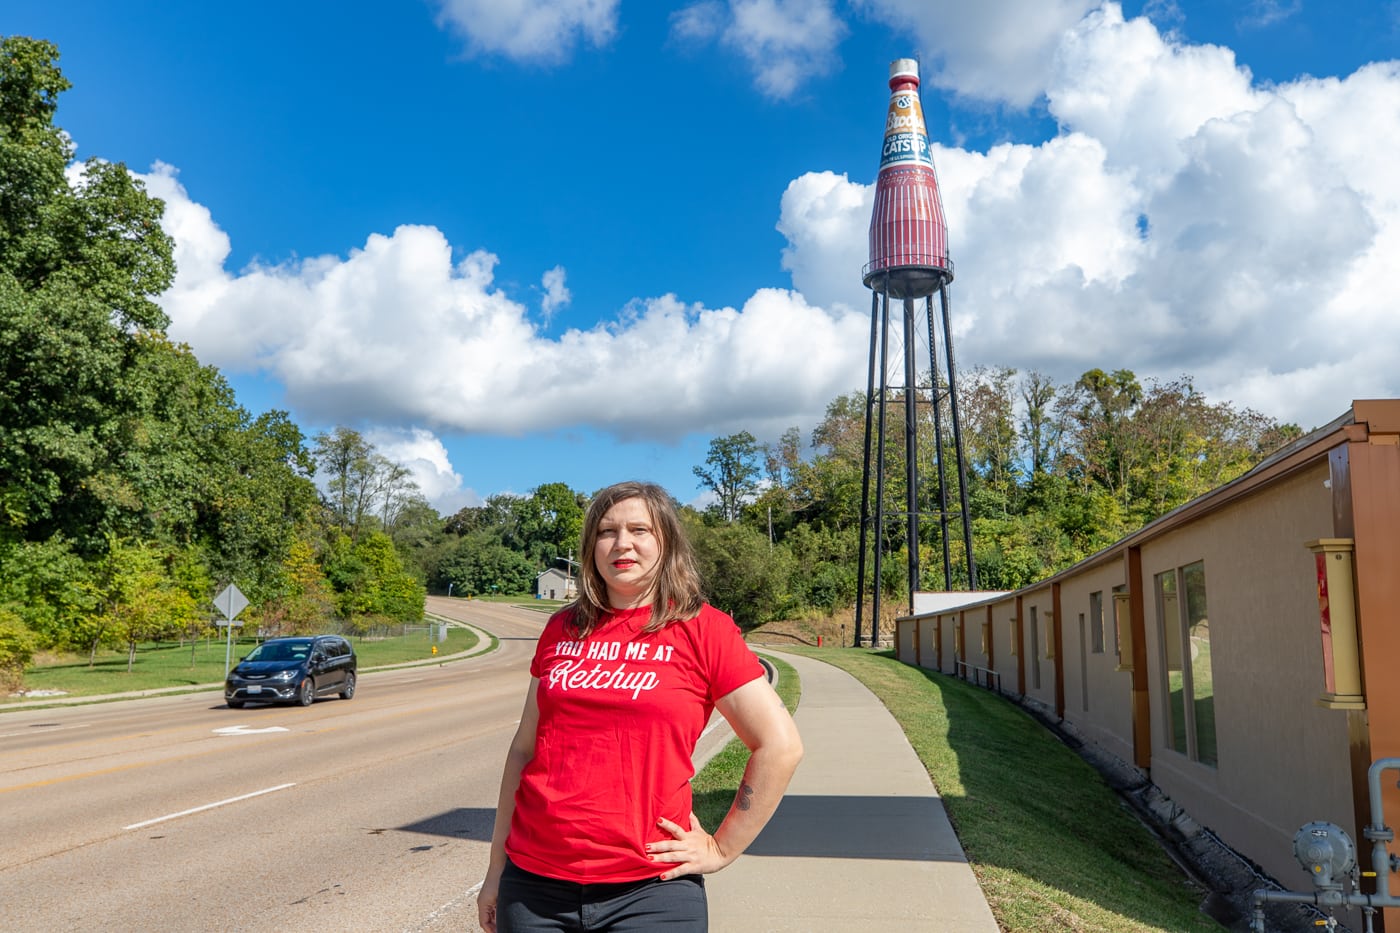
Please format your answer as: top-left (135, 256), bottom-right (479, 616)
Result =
top-left (857, 58), bottom-right (977, 647)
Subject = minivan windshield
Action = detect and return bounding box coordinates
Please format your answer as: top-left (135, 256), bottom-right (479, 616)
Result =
top-left (247, 641), bottom-right (312, 663)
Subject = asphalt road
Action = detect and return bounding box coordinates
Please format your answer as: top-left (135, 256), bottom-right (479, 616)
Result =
top-left (0, 596), bottom-right (548, 933)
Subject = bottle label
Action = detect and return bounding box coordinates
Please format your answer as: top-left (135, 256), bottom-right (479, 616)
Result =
top-left (880, 91), bottom-right (933, 169)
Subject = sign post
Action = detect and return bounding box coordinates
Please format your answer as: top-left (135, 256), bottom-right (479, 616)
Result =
top-left (214, 584), bottom-right (250, 677)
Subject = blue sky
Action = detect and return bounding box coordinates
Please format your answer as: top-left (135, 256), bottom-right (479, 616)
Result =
top-left (7, 1), bottom-right (1400, 513)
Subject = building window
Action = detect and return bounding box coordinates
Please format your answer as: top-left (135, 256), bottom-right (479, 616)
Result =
top-left (1156, 561), bottom-right (1216, 767)
top-left (1089, 591), bottom-right (1105, 654)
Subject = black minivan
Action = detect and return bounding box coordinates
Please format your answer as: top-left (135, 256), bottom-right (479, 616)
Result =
top-left (224, 635), bottom-right (357, 708)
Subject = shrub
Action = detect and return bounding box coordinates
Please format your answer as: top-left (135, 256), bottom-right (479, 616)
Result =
top-left (0, 606), bottom-right (37, 694)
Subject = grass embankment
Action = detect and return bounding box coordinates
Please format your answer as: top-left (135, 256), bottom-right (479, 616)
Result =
top-left (6, 624), bottom-right (481, 702)
top-left (691, 654), bottom-right (801, 831)
top-left (692, 646), bottom-right (1221, 933)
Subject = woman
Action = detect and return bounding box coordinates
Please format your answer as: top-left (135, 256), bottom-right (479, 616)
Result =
top-left (478, 481), bottom-right (803, 932)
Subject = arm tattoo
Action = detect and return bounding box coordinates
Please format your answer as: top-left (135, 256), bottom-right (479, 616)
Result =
top-left (735, 781), bottom-right (755, 812)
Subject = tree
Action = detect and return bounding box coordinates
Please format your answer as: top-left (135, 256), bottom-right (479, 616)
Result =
top-left (693, 431), bottom-right (762, 524)
top-left (313, 427), bottom-right (374, 538)
top-left (445, 493), bottom-right (526, 546)
top-left (386, 495), bottom-right (451, 583)
top-left (434, 532), bottom-right (537, 597)
top-left (687, 515), bottom-right (794, 627)
top-left (0, 536), bottom-right (96, 648)
top-left (321, 529), bottom-right (425, 631)
top-left (959, 366), bottom-right (1020, 511)
top-left (200, 408), bottom-right (320, 603)
top-left (0, 606), bottom-right (35, 693)
top-left (802, 393), bottom-right (868, 532)
top-left (0, 38), bottom-right (176, 552)
top-left (252, 537), bottom-right (337, 637)
top-left (1020, 370), bottom-right (1060, 479)
top-left (1061, 368), bottom-right (1143, 504)
top-left (516, 482), bottom-right (586, 566)
top-left (311, 427), bottom-right (423, 543)
top-left (94, 539), bottom-right (201, 672)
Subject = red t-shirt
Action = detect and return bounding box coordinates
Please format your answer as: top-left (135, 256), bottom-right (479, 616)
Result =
top-left (505, 603), bottom-right (763, 883)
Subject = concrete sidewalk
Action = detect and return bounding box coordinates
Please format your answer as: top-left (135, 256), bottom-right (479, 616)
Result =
top-left (703, 649), bottom-right (1000, 932)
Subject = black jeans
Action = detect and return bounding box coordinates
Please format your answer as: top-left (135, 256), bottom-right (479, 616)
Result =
top-left (498, 858), bottom-right (708, 932)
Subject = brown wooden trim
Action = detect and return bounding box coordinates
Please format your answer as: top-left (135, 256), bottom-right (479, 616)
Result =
top-left (1127, 547), bottom-right (1151, 771)
top-left (1015, 594), bottom-right (1025, 696)
top-left (1052, 581), bottom-right (1065, 720)
top-left (985, 604), bottom-right (995, 672)
top-left (1345, 433), bottom-right (1400, 931)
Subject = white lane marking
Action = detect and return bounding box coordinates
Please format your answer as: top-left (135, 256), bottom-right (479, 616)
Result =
top-left (411, 882), bottom-right (484, 931)
top-left (124, 783), bottom-right (297, 830)
top-left (212, 725), bottom-right (290, 736)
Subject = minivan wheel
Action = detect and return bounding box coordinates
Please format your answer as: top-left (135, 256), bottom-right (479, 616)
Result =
top-left (297, 677), bottom-right (316, 707)
top-left (339, 672), bottom-right (356, 700)
top-left (227, 700), bottom-right (244, 709)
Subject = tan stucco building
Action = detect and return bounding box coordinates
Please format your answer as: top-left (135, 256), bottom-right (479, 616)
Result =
top-left (896, 399), bottom-right (1400, 928)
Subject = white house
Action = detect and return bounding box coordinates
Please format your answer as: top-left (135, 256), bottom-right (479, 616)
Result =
top-left (536, 567), bottom-right (576, 601)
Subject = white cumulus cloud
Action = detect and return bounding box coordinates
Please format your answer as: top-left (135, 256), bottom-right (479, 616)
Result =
top-left (671, 0), bottom-right (847, 99)
top-left (540, 265), bottom-right (571, 319)
top-left (146, 165), bottom-right (869, 446)
top-left (772, 6), bottom-right (1400, 431)
top-left (365, 427), bottom-right (479, 514)
top-left (433, 0), bottom-right (619, 63)
top-left (853, 0), bottom-right (1099, 106)
top-left (143, 1), bottom-right (1400, 512)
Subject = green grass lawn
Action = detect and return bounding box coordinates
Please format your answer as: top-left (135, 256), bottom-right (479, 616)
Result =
top-left (6, 624), bottom-right (481, 702)
top-left (692, 647), bottom-right (1222, 933)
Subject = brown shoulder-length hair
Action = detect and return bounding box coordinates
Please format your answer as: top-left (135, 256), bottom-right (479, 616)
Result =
top-left (567, 481), bottom-right (704, 638)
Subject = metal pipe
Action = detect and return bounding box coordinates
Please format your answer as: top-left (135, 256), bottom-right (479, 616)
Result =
top-left (872, 285), bottom-right (892, 647)
top-left (925, 294), bottom-right (952, 589)
top-left (855, 288), bottom-right (880, 647)
top-left (939, 282), bottom-right (978, 588)
top-left (1252, 764), bottom-right (1400, 931)
top-left (1366, 757), bottom-right (1400, 899)
top-left (903, 296), bottom-right (919, 612)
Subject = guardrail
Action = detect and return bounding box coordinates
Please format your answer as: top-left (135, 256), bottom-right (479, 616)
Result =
top-left (955, 660), bottom-right (1002, 693)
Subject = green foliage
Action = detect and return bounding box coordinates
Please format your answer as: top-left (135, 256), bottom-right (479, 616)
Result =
top-left (514, 481), bottom-right (586, 566)
top-left (687, 515), bottom-right (795, 627)
top-left (93, 539), bottom-right (203, 672)
top-left (0, 37), bottom-right (1304, 667)
top-left (0, 536), bottom-right (96, 647)
top-left (0, 40), bottom-right (429, 662)
top-left (435, 532), bottom-right (537, 596)
top-left (246, 537), bottom-right (336, 637)
top-left (782, 523), bottom-right (856, 611)
top-left (0, 605), bottom-right (35, 692)
top-left (388, 495), bottom-right (453, 581)
top-left (313, 426), bottom-right (419, 541)
top-left (693, 430), bottom-right (762, 524)
top-left (323, 530), bottom-right (426, 631)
